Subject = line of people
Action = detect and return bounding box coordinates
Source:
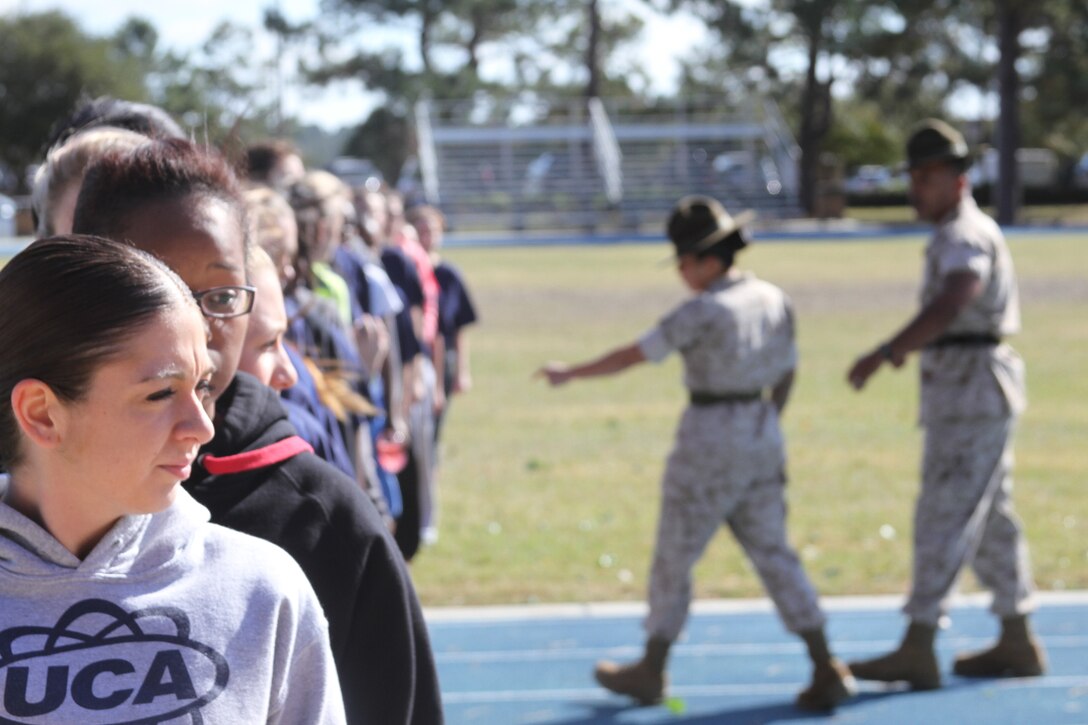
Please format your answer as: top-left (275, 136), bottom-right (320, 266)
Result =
top-left (243, 139), bottom-right (479, 560)
top-left (0, 96), bottom-right (481, 724)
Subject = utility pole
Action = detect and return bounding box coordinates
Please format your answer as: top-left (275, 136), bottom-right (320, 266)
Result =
top-left (995, 1), bottom-right (1023, 226)
top-left (585, 0), bottom-right (602, 99)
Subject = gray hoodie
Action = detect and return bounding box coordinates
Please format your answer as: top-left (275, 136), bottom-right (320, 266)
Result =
top-left (0, 478), bottom-right (346, 724)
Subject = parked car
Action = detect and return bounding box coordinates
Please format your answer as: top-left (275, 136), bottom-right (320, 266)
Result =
top-left (969, 148), bottom-right (1059, 190)
top-left (844, 165), bottom-right (893, 195)
top-left (712, 151), bottom-right (783, 196)
top-left (0, 194), bottom-right (17, 238)
top-left (0, 163), bottom-right (18, 194)
top-left (1072, 152), bottom-right (1088, 190)
top-left (326, 156), bottom-right (383, 191)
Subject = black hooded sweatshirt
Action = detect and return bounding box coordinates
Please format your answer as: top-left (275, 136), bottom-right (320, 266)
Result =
top-left (184, 372), bottom-right (443, 725)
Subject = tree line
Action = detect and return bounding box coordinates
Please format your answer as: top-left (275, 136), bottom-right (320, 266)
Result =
top-left (2, 1), bottom-right (1086, 221)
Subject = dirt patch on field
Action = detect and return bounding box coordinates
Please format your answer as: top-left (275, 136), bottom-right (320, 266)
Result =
top-left (478, 272), bottom-right (1086, 327)
top-left (775, 274), bottom-right (1086, 314)
top-left (480, 284), bottom-right (682, 328)
top-left (1019, 276), bottom-right (1088, 303)
top-left (786, 280), bottom-right (917, 313)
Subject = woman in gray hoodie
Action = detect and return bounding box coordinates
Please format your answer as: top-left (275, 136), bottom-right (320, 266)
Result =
top-left (0, 235), bottom-right (345, 724)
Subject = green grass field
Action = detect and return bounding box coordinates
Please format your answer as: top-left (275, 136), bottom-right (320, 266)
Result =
top-left (414, 233), bottom-right (1088, 606)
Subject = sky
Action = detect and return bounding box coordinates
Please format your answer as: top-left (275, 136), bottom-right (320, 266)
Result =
top-left (0, 0), bottom-right (712, 131)
top-left (1, 0), bottom-right (998, 134)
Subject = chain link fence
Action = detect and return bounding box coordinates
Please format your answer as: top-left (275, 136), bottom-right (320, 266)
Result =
top-left (414, 94), bottom-right (802, 233)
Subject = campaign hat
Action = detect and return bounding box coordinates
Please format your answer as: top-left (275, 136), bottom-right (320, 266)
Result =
top-left (906, 119), bottom-right (970, 169)
top-left (666, 195), bottom-right (753, 258)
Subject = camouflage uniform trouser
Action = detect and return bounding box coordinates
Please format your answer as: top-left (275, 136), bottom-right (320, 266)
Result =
top-left (903, 416), bottom-right (1036, 625)
top-left (644, 403), bottom-right (825, 642)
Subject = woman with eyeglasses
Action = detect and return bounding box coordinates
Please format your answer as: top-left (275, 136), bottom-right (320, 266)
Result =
top-left (71, 139), bottom-right (444, 725)
top-left (0, 235), bottom-right (345, 723)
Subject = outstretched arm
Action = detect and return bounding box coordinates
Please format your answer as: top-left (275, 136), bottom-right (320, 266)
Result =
top-left (536, 342), bottom-right (646, 386)
top-left (848, 270), bottom-right (981, 390)
top-left (770, 369), bottom-right (795, 414)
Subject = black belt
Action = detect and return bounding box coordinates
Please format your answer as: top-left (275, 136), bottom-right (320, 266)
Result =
top-left (928, 334), bottom-right (1002, 349)
top-left (689, 390), bottom-right (763, 406)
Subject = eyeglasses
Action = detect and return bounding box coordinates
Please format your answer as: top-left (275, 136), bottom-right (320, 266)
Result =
top-left (192, 285), bottom-right (257, 319)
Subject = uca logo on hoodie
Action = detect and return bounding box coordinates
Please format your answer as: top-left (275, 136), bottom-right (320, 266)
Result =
top-left (0, 599), bottom-right (228, 724)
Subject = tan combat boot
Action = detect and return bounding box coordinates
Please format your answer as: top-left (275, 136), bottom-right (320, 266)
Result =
top-left (953, 615), bottom-right (1047, 678)
top-left (795, 628), bottom-right (857, 711)
top-left (594, 637), bottom-right (670, 705)
top-left (848, 621), bottom-right (941, 690)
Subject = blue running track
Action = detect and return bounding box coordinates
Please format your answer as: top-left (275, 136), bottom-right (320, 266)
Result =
top-left (426, 592), bottom-right (1088, 724)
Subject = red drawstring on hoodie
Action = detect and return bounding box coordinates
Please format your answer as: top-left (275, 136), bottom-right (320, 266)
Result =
top-left (200, 436), bottom-right (314, 475)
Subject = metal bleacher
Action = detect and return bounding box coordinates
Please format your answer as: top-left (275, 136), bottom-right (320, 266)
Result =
top-left (414, 94), bottom-right (802, 233)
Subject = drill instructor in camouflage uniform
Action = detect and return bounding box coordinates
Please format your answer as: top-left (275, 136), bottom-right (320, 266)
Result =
top-left (538, 196), bottom-right (855, 711)
top-left (847, 119), bottom-right (1046, 689)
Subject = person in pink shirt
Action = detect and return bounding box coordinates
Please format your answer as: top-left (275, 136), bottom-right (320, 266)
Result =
top-left (388, 193), bottom-right (441, 357)
top-left (385, 192), bottom-right (444, 548)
